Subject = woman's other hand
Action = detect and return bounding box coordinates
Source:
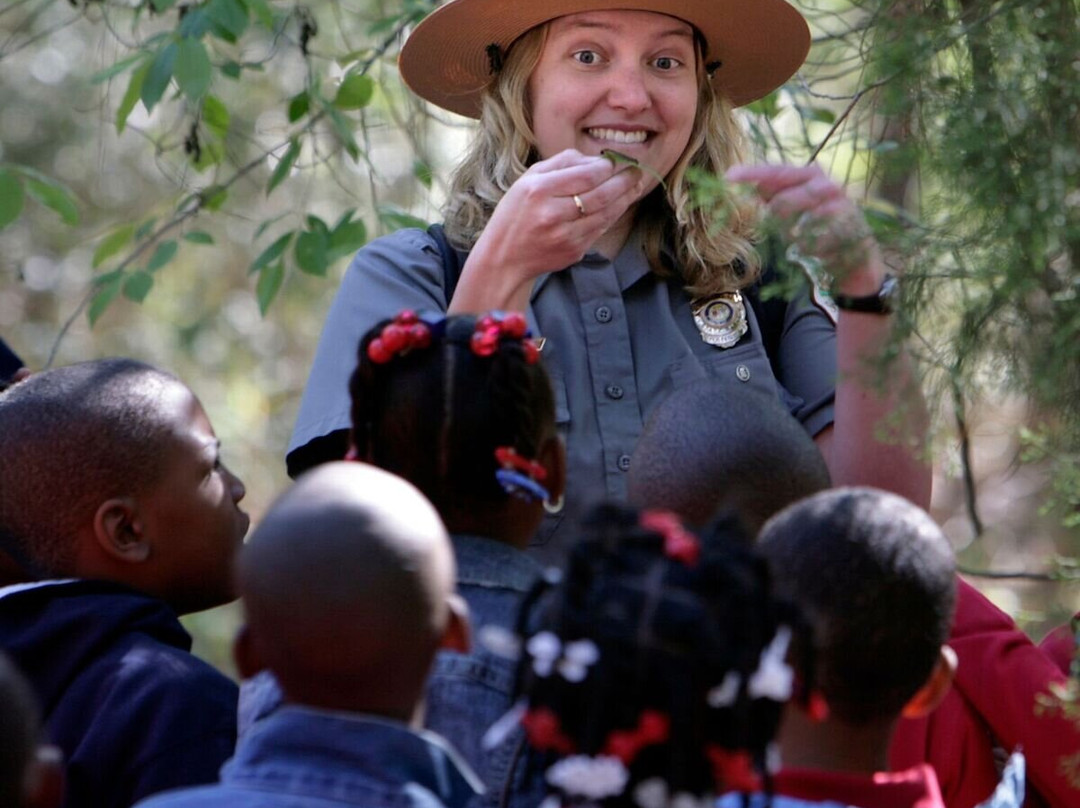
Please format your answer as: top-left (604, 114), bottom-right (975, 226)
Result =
top-left (726, 163), bottom-right (885, 297)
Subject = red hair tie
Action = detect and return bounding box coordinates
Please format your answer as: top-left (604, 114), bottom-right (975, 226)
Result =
top-left (706, 746), bottom-right (762, 793)
top-left (603, 710), bottom-right (670, 764)
top-left (367, 310), bottom-right (432, 364)
top-left (521, 707), bottom-right (576, 755)
top-left (469, 311), bottom-right (540, 364)
top-left (640, 510), bottom-right (700, 566)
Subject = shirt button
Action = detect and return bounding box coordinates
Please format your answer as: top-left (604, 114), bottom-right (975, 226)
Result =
top-left (605, 384), bottom-right (624, 400)
top-left (735, 364), bottom-right (751, 382)
top-left (617, 454), bottom-right (632, 472)
top-left (594, 305), bottom-right (613, 323)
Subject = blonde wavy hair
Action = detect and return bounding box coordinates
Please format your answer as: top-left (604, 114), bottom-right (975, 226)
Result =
top-left (442, 23), bottom-right (763, 297)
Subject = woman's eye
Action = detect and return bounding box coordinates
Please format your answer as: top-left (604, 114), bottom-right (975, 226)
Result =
top-left (573, 50), bottom-right (599, 65)
top-left (654, 56), bottom-right (682, 70)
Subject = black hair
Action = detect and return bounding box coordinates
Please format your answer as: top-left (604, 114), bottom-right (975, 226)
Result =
top-left (757, 487), bottom-right (956, 726)
top-left (0, 358), bottom-right (182, 576)
top-left (348, 312), bottom-right (556, 516)
top-left (0, 652), bottom-right (39, 807)
top-left (514, 503), bottom-right (810, 807)
top-left (628, 380), bottom-right (831, 533)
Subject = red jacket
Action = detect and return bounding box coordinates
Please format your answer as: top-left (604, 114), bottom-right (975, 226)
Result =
top-left (890, 578), bottom-right (1080, 808)
top-left (776, 764), bottom-right (946, 808)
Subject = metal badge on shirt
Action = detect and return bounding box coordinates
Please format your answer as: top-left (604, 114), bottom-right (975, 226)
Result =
top-left (691, 292), bottom-right (748, 348)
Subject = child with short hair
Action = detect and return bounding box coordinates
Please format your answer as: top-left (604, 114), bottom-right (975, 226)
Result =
top-left (0, 358), bottom-right (248, 808)
top-left (243, 310), bottom-right (565, 805)
top-left (135, 462), bottom-right (482, 808)
top-left (627, 380), bottom-right (830, 533)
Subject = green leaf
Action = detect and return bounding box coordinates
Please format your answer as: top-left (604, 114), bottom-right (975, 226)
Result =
top-left (795, 104), bottom-right (837, 125)
top-left (192, 133), bottom-right (225, 171)
top-left (92, 224), bottom-right (136, 269)
top-left (23, 176), bottom-right (79, 225)
top-left (249, 231), bottom-right (293, 274)
top-left (305, 215), bottom-right (329, 236)
top-left (255, 260), bottom-right (285, 315)
top-left (219, 60), bottom-right (242, 79)
top-left (175, 38), bottom-right (212, 101)
top-left (294, 229), bottom-right (328, 276)
top-left (746, 91), bottom-right (781, 119)
top-left (90, 52), bottom-right (146, 84)
top-left (267, 138), bottom-right (301, 196)
top-left (88, 271), bottom-right (125, 326)
top-left (150, 0), bottom-right (177, 11)
top-left (207, 0), bottom-right (249, 40)
top-left (326, 109), bottom-right (359, 160)
top-left (116, 60), bottom-right (149, 133)
top-left (253, 213), bottom-right (288, 240)
top-left (203, 186), bottom-right (228, 210)
top-left (141, 41), bottom-right (178, 113)
top-left (287, 91), bottom-right (309, 122)
top-left (201, 94), bottom-right (230, 139)
top-left (327, 218), bottom-right (367, 262)
top-left (333, 73), bottom-right (374, 110)
top-left (184, 230), bottom-right (214, 244)
top-left (135, 217), bottom-right (158, 240)
top-left (0, 171), bottom-right (24, 229)
top-left (600, 149), bottom-right (666, 188)
top-left (413, 160), bottom-right (432, 189)
top-left (178, 8), bottom-right (210, 38)
top-left (377, 205), bottom-right (428, 231)
top-left (122, 271), bottom-right (155, 303)
top-left (145, 240), bottom-right (178, 273)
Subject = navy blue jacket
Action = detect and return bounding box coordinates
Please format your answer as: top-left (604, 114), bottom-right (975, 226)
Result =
top-left (0, 579), bottom-right (238, 808)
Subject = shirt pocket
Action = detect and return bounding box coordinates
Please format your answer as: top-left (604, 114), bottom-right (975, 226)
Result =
top-left (667, 340), bottom-right (779, 402)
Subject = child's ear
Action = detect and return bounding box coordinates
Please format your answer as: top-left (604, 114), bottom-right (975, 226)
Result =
top-left (901, 645), bottom-right (957, 719)
top-left (439, 593), bottom-right (471, 654)
top-left (233, 624), bottom-right (266, 680)
top-left (92, 498), bottom-right (151, 564)
top-left (539, 435), bottom-right (567, 503)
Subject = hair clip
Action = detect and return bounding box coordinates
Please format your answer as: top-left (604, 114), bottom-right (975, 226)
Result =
top-left (603, 710), bottom-right (670, 764)
top-left (639, 510), bottom-right (701, 566)
top-left (367, 309), bottom-right (432, 364)
top-left (545, 755), bottom-right (629, 800)
top-left (706, 746), bottom-right (761, 794)
top-left (470, 312), bottom-right (540, 363)
top-left (522, 707), bottom-right (576, 755)
top-left (495, 446), bottom-right (550, 502)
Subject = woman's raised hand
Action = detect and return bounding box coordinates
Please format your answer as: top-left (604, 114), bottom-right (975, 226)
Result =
top-left (726, 163), bottom-right (885, 296)
top-left (450, 150), bottom-right (644, 313)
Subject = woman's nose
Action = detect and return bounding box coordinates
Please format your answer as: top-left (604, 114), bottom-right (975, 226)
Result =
top-left (606, 64), bottom-right (652, 113)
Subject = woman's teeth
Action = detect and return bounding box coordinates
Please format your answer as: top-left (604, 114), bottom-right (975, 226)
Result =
top-left (587, 128), bottom-right (648, 144)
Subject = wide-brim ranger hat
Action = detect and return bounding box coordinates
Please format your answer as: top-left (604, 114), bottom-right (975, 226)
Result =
top-left (398, 0), bottom-right (811, 118)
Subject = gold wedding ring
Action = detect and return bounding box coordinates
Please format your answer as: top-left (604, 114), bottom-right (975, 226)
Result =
top-left (572, 194), bottom-right (587, 217)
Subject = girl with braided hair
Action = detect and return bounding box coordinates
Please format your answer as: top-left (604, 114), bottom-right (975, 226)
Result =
top-left (488, 504), bottom-right (806, 808)
top-left (240, 310), bottom-right (565, 801)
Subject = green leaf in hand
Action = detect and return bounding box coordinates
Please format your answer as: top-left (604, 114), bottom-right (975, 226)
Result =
top-left (600, 149), bottom-right (666, 188)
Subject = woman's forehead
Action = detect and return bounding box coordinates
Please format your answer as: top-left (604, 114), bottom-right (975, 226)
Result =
top-left (547, 9), bottom-right (695, 40)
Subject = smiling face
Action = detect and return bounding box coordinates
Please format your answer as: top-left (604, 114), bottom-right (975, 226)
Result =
top-left (139, 381), bottom-right (250, 614)
top-left (527, 10), bottom-right (700, 187)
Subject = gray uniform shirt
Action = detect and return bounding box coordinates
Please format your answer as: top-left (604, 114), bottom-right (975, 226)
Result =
top-left (289, 227), bottom-right (836, 562)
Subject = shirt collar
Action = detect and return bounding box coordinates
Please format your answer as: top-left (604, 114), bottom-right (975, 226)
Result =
top-left (231, 706), bottom-right (484, 804)
top-left (775, 764), bottom-right (946, 808)
top-left (451, 534), bottom-right (543, 593)
top-left (529, 227), bottom-right (653, 300)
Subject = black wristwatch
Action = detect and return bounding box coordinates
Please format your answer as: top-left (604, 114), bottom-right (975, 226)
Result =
top-left (832, 274), bottom-right (898, 315)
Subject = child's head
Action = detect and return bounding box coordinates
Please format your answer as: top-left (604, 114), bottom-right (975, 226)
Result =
top-left (508, 504), bottom-right (806, 806)
top-left (0, 652), bottom-right (62, 808)
top-left (757, 487), bottom-right (956, 730)
top-left (628, 381), bottom-right (830, 533)
top-left (349, 310), bottom-right (565, 544)
top-left (0, 358), bottom-right (249, 614)
top-left (234, 462), bottom-right (468, 721)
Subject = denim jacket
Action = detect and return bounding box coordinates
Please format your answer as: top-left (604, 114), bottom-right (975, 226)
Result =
top-left (423, 535), bottom-right (546, 808)
top-left (134, 706), bottom-right (483, 808)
